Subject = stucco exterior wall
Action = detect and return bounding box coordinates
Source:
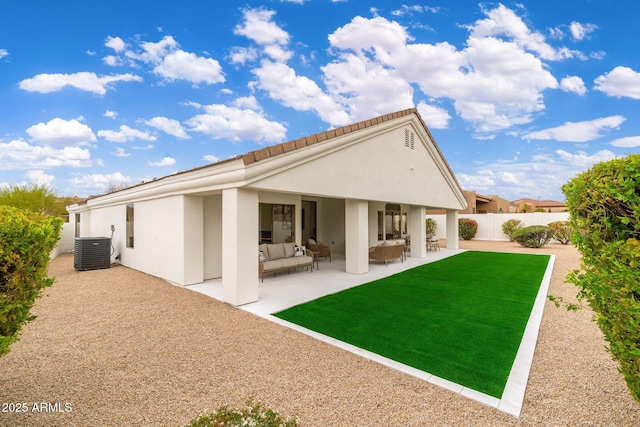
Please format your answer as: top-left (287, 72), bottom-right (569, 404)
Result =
top-left (249, 120), bottom-right (465, 211)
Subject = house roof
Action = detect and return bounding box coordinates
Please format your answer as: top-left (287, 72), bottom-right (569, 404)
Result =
top-left (74, 108), bottom-right (462, 206)
top-left (512, 198), bottom-right (566, 207)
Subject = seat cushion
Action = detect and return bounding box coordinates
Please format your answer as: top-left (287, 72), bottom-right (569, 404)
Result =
top-left (262, 260), bottom-right (284, 270)
top-left (267, 243), bottom-right (285, 260)
top-left (283, 242), bottom-right (296, 258)
top-left (296, 256), bottom-right (313, 266)
top-left (281, 258), bottom-right (300, 268)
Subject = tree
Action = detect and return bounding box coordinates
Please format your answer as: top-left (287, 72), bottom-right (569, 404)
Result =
top-left (0, 184), bottom-right (58, 215)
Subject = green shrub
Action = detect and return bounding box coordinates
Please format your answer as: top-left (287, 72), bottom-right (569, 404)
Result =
top-left (562, 154), bottom-right (640, 402)
top-left (501, 218), bottom-right (523, 241)
top-left (512, 225), bottom-right (554, 248)
top-left (425, 218), bottom-right (437, 235)
top-left (183, 399), bottom-right (297, 427)
top-left (0, 206), bottom-right (63, 357)
top-left (458, 218), bottom-right (478, 240)
top-left (547, 220), bottom-right (572, 244)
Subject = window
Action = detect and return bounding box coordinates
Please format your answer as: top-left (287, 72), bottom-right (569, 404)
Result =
top-left (385, 204), bottom-right (407, 239)
top-left (126, 204), bottom-right (134, 248)
top-left (75, 213), bottom-right (80, 238)
top-left (259, 203), bottom-right (295, 243)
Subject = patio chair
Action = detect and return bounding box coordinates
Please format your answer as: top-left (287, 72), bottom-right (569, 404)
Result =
top-left (307, 239), bottom-right (332, 262)
top-left (427, 235), bottom-right (440, 251)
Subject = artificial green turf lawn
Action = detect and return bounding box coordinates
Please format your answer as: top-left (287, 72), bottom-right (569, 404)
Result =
top-left (273, 250), bottom-right (550, 398)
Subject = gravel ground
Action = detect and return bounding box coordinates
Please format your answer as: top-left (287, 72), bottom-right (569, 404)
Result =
top-left (1, 240), bottom-right (639, 426)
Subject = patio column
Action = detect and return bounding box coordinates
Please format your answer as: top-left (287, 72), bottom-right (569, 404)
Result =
top-left (222, 188), bottom-right (259, 306)
top-left (345, 198), bottom-right (369, 274)
top-left (446, 209), bottom-right (459, 250)
top-left (409, 205), bottom-right (427, 258)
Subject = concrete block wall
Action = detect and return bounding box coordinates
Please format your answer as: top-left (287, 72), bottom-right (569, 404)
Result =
top-left (426, 212), bottom-right (570, 241)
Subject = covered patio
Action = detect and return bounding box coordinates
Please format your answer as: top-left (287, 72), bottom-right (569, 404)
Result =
top-left (188, 245), bottom-right (461, 317)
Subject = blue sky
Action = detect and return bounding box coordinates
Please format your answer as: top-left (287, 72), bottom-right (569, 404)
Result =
top-left (1, 1), bottom-right (639, 201)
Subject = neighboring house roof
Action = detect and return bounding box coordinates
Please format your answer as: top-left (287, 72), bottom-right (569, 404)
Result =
top-left (72, 108), bottom-right (465, 209)
top-left (474, 193), bottom-right (494, 204)
top-left (512, 198), bottom-right (566, 207)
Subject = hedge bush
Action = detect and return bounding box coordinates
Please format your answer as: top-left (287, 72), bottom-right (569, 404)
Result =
top-left (548, 220), bottom-right (572, 244)
top-left (512, 225), bottom-right (554, 248)
top-left (0, 206), bottom-right (63, 357)
top-left (501, 218), bottom-right (523, 241)
top-left (183, 400), bottom-right (297, 427)
top-left (458, 218), bottom-right (478, 240)
top-left (562, 153), bottom-right (640, 402)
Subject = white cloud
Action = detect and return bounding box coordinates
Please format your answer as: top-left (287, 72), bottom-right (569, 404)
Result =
top-left (610, 136), bottom-right (640, 148)
top-left (0, 139), bottom-right (93, 170)
top-left (112, 147), bottom-right (130, 157)
top-left (18, 72), bottom-right (142, 95)
top-left (569, 22), bottom-right (598, 41)
top-left (144, 117), bottom-right (190, 139)
top-left (203, 154), bottom-right (221, 163)
top-left (229, 46), bottom-right (259, 64)
top-left (523, 115), bottom-right (626, 142)
top-left (104, 110), bottom-right (118, 119)
top-left (594, 66), bottom-right (640, 99)
top-left (234, 8), bottom-right (290, 46)
top-left (391, 5), bottom-right (439, 16)
top-left (233, 8), bottom-right (292, 62)
top-left (68, 172), bottom-right (133, 192)
top-left (153, 50), bottom-right (225, 84)
top-left (0, 49), bottom-right (8, 60)
top-left (232, 95), bottom-right (261, 111)
top-left (103, 55), bottom-right (123, 66)
top-left (186, 103), bottom-right (287, 143)
top-left (416, 101), bottom-right (451, 129)
top-left (26, 170), bottom-right (55, 186)
top-left (467, 4), bottom-right (563, 60)
top-left (554, 149), bottom-right (616, 168)
top-left (323, 7), bottom-right (559, 134)
top-left (560, 76), bottom-right (586, 95)
top-left (116, 35), bottom-right (225, 85)
top-left (98, 125), bottom-right (157, 143)
top-left (26, 118), bottom-right (97, 146)
top-left (322, 53), bottom-right (415, 122)
top-left (148, 156), bottom-right (176, 167)
top-left (459, 149), bottom-right (616, 200)
top-left (254, 60), bottom-right (350, 126)
top-left (105, 36), bottom-right (126, 52)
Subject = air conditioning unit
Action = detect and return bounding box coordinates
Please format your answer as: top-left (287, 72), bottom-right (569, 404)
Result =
top-left (74, 237), bottom-right (111, 271)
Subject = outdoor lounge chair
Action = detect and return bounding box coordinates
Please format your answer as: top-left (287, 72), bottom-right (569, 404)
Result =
top-left (369, 241), bottom-right (405, 266)
top-left (427, 235), bottom-right (440, 251)
top-left (307, 239), bottom-right (332, 262)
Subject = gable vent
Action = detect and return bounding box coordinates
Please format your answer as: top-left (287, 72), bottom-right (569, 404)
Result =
top-left (404, 128), bottom-right (415, 150)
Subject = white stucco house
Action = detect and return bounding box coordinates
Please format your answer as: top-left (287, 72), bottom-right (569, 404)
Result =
top-left (67, 108), bottom-right (467, 306)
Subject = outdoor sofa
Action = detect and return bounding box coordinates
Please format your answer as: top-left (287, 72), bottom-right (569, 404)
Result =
top-left (259, 242), bottom-right (314, 281)
top-left (369, 240), bottom-right (405, 265)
